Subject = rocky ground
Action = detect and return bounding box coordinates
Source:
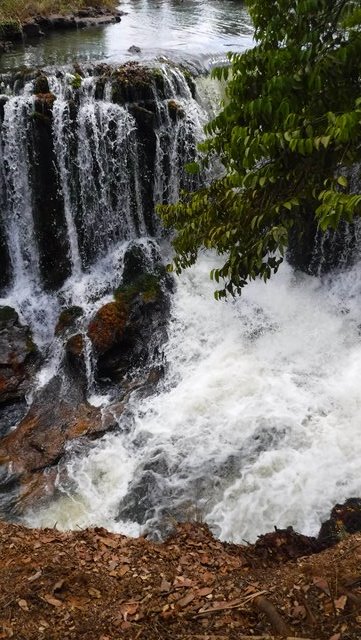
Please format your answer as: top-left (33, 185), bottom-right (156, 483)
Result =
top-left (1, 519), bottom-right (361, 640)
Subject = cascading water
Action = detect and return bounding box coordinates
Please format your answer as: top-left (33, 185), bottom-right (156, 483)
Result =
top-left (1, 60), bottom-right (361, 544)
top-left (0, 62), bottom-right (210, 336)
top-left (25, 254), bottom-right (361, 542)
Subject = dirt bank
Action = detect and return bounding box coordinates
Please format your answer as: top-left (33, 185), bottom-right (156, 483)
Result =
top-left (1, 520), bottom-right (361, 639)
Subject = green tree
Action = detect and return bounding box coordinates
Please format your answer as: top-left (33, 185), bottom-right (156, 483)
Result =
top-left (160, 0), bottom-right (361, 298)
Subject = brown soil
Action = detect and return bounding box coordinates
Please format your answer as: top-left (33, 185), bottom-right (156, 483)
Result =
top-left (1, 521), bottom-right (361, 639)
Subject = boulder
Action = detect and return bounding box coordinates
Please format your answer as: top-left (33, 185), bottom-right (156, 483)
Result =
top-left (88, 301), bottom-right (128, 359)
top-left (88, 244), bottom-right (172, 381)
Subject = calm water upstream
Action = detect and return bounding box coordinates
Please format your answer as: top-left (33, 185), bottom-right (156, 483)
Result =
top-left (0, 0), bottom-right (253, 72)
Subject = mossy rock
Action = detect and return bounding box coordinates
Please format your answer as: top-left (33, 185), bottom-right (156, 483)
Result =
top-left (55, 306), bottom-right (83, 336)
top-left (114, 273), bottom-right (162, 305)
top-left (0, 306), bottom-right (18, 329)
top-left (110, 62), bottom-right (156, 104)
top-left (70, 73), bottom-right (82, 90)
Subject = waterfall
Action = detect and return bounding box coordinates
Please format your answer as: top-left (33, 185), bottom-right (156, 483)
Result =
top-left (1, 94), bottom-right (41, 289)
top-left (0, 63), bottom-right (211, 330)
top-left (4, 61), bottom-right (361, 544)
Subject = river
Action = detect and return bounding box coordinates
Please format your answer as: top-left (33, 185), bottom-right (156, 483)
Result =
top-left (0, 0), bottom-right (253, 72)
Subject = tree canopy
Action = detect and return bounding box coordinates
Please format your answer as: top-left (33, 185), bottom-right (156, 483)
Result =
top-left (160, 0), bottom-right (361, 298)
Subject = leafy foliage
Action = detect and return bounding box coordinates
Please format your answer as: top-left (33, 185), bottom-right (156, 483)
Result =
top-left (160, 0), bottom-right (361, 297)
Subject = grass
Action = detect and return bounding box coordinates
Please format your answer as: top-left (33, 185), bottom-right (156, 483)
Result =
top-left (0, 0), bottom-right (118, 22)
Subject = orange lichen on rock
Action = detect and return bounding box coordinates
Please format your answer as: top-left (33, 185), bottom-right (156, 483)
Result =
top-left (87, 300), bottom-right (128, 355)
top-left (66, 333), bottom-right (84, 358)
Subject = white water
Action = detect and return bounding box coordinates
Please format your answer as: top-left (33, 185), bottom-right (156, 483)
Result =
top-left (26, 253), bottom-right (361, 542)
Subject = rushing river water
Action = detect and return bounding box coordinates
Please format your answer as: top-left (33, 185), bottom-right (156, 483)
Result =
top-left (25, 253), bottom-right (361, 542)
top-left (1, 0), bottom-right (360, 543)
top-left (0, 0), bottom-right (253, 72)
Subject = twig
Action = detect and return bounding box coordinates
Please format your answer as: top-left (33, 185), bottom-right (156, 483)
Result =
top-left (192, 590), bottom-right (268, 618)
top-left (253, 595), bottom-right (293, 637)
top-left (299, 592), bottom-right (317, 626)
top-left (327, 578), bottom-right (338, 620)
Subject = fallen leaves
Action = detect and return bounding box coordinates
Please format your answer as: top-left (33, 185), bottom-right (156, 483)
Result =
top-left (27, 570), bottom-right (42, 582)
top-left (118, 601), bottom-right (139, 621)
top-left (2, 520), bottom-right (361, 640)
top-left (17, 599), bottom-right (29, 612)
top-left (43, 593), bottom-right (63, 608)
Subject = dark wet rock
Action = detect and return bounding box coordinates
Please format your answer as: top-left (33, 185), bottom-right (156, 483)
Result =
top-left (29, 92), bottom-right (72, 291)
top-left (118, 469), bottom-right (168, 526)
top-left (128, 103), bottom-right (157, 234)
top-left (0, 306), bottom-right (40, 407)
top-left (0, 374), bottom-right (117, 515)
top-left (0, 160), bottom-right (11, 294)
top-left (122, 242), bottom-right (156, 286)
top-left (64, 333), bottom-right (87, 393)
top-left (22, 20), bottom-right (43, 38)
top-left (33, 74), bottom-right (49, 94)
top-left (128, 45), bottom-right (141, 54)
top-left (287, 203), bottom-right (360, 276)
top-left (0, 400), bottom-right (27, 439)
top-left (318, 498), bottom-right (361, 546)
top-left (0, 97), bottom-right (8, 124)
top-left (55, 306), bottom-right (84, 337)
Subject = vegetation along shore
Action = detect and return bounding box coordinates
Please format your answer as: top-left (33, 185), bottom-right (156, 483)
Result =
top-left (0, 0), bottom-right (121, 48)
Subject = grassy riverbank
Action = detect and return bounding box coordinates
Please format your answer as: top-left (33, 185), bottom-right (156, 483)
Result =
top-left (0, 0), bottom-right (118, 22)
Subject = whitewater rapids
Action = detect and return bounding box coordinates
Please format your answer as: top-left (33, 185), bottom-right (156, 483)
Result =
top-left (26, 252), bottom-right (361, 542)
